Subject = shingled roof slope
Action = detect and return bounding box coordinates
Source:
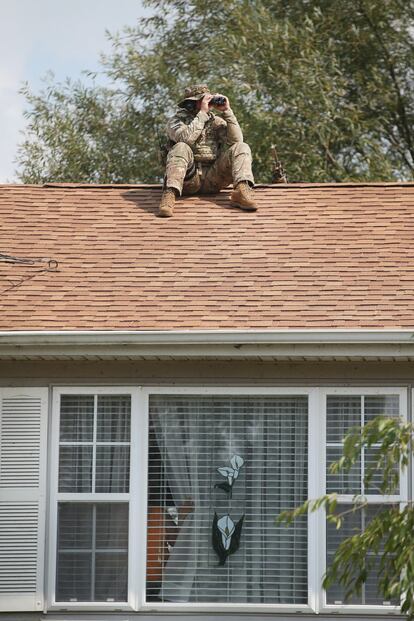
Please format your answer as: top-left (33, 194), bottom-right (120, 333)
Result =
top-left (1, 183), bottom-right (414, 330)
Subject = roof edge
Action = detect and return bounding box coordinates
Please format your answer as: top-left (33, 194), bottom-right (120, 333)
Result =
top-left (2, 330), bottom-right (414, 360)
top-left (1, 329), bottom-right (414, 345)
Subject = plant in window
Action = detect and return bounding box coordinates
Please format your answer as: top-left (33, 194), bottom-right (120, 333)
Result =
top-left (216, 454), bottom-right (244, 496)
top-left (212, 512), bottom-right (245, 566)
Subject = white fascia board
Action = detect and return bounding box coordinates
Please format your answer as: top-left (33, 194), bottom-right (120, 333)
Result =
top-left (0, 329), bottom-right (414, 344)
top-left (1, 330), bottom-right (414, 359)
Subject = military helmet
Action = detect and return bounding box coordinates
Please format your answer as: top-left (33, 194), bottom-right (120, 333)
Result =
top-left (178, 84), bottom-right (210, 108)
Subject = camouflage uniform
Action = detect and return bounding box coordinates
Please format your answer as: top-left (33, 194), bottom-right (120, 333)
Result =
top-left (164, 88), bottom-right (255, 196)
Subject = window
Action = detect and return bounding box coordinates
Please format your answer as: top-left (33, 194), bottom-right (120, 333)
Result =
top-left (147, 395), bottom-right (308, 604)
top-left (49, 387), bottom-right (407, 612)
top-left (325, 393), bottom-right (404, 607)
top-left (52, 393), bottom-right (131, 603)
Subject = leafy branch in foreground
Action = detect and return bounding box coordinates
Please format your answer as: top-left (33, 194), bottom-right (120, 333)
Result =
top-left (279, 416), bottom-right (414, 616)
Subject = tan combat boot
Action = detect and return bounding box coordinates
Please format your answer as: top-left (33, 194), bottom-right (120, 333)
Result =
top-left (230, 181), bottom-right (258, 212)
top-left (158, 188), bottom-right (176, 217)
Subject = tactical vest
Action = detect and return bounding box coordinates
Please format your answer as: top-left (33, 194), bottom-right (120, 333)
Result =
top-left (174, 110), bottom-right (224, 163)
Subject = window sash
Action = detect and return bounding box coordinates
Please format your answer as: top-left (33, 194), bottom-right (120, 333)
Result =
top-left (326, 394), bottom-right (402, 497)
top-left (58, 394), bottom-right (131, 495)
top-left (325, 502), bottom-right (401, 607)
top-left (56, 502), bottom-right (129, 603)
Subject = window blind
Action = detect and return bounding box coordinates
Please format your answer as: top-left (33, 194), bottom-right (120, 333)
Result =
top-left (147, 395), bottom-right (308, 605)
top-left (56, 394), bottom-right (131, 603)
top-left (326, 394), bottom-right (400, 606)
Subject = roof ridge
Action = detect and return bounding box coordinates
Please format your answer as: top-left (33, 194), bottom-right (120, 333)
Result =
top-left (43, 183), bottom-right (162, 189)
top-left (0, 182), bottom-right (413, 190)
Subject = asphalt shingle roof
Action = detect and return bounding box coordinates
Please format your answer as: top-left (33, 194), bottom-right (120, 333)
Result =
top-left (1, 182), bottom-right (414, 330)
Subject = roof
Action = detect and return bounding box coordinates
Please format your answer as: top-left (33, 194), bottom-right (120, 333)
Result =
top-left (1, 182), bottom-right (414, 331)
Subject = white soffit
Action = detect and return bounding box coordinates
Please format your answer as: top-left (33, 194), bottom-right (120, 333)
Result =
top-left (1, 330), bottom-right (414, 360)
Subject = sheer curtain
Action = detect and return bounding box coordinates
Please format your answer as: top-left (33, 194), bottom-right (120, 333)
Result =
top-left (148, 395), bottom-right (308, 604)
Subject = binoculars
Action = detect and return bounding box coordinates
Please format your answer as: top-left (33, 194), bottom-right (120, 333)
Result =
top-left (181, 96), bottom-right (226, 112)
top-left (210, 96), bottom-right (226, 106)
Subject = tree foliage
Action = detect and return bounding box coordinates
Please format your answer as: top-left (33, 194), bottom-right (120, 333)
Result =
top-left (17, 0), bottom-right (414, 183)
top-left (280, 416), bottom-right (414, 616)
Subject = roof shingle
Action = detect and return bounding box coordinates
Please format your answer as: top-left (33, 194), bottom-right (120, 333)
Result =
top-left (1, 183), bottom-right (414, 330)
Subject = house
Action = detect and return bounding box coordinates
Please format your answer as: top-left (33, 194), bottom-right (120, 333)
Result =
top-left (0, 181), bottom-right (413, 620)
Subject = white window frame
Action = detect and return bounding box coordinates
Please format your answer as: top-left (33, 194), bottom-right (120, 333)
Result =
top-left (47, 386), bottom-right (145, 612)
top-left (318, 387), bottom-right (408, 615)
top-left (46, 385), bottom-right (408, 614)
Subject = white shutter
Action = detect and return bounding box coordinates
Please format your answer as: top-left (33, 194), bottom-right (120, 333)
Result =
top-left (0, 388), bottom-right (48, 612)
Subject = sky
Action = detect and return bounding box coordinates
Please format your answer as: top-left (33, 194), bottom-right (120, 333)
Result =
top-left (0, 0), bottom-right (149, 182)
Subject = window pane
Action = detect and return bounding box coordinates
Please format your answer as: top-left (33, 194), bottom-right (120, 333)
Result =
top-left (326, 447), bottom-right (361, 494)
top-left (56, 503), bottom-right (128, 602)
top-left (95, 553), bottom-right (128, 602)
top-left (364, 395), bottom-right (399, 424)
top-left (95, 505), bottom-right (129, 602)
top-left (95, 446), bottom-right (130, 493)
top-left (364, 555), bottom-right (393, 606)
top-left (96, 504), bottom-right (129, 549)
top-left (326, 396), bottom-right (362, 494)
top-left (326, 396), bottom-right (361, 443)
top-left (60, 395), bottom-right (94, 442)
top-left (58, 503), bottom-right (93, 549)
top-left (56, 553), bottom-right (92, 602)
top-left (364, 396), bottom-right (400, 495)
top-left (326, 505), bottom-right (361, 605)
top-left (147, 395), bottom-right (308, 604)
top-left (58, 446), bottom-right (92, 492)
top-left (56, 504), bottom-right (93, 601)
top-left (97, 395), bottom-right (131, 442)
top-left (364, 446), bottom-right (399, 495)
top-left (364, 505), bottom-right (397, 606)
top-left (326, 503), bottom-right (398, 605)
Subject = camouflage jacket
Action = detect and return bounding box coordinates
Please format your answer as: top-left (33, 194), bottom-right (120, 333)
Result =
top-left (166, 108), bottom-right (243, 163)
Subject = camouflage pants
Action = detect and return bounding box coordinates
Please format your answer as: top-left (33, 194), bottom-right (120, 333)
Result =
top-left (165, 141), bottom-right (255, 196)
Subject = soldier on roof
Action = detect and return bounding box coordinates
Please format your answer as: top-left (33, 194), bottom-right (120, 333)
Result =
top-left (159, 84), bottom-right (257, 217)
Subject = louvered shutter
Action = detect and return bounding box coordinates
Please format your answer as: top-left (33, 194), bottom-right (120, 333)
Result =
top-left (0, 388), bottom-right (48, 612)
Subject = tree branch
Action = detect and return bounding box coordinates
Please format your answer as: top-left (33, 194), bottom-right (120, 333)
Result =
top-left (357, 0), bottom-right (414, 169)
